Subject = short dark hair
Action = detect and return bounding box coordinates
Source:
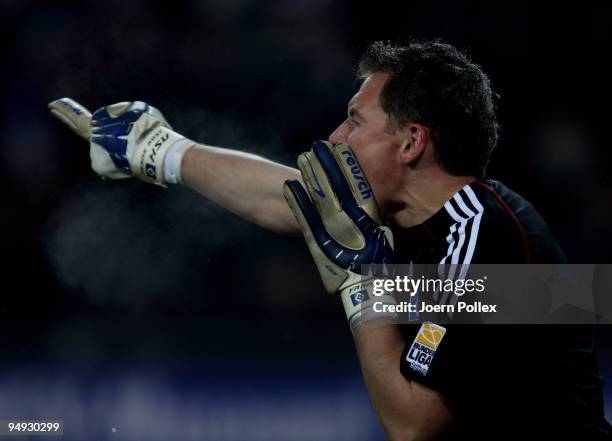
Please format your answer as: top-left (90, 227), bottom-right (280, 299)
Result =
top-left (358, 40), bottom-right (499, 179)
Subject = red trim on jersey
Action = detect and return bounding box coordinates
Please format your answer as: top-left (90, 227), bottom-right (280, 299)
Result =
top-left (421, 222), bottom-right (439, 241)
top-left (474, 180), bottom-right (532, 264)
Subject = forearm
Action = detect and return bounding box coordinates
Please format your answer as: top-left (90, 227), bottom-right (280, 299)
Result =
top-left (47, 98), bottom-right (302, 235)
top-left (181, 144), bottom-right (301, 235)
top-left (353, 322), bottom-right (454, 441)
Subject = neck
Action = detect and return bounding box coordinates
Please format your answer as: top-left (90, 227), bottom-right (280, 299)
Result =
top-left (386, 168), bottom-right (476, 228)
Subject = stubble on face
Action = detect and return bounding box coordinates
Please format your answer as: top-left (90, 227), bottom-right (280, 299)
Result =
top-left (345, 73), bottom-right (407, 220)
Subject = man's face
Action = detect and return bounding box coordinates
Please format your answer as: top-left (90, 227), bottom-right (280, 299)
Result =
top-left (328, 72), bottom-right (405, 218)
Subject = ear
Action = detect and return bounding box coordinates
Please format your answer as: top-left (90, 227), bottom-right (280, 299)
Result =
top-left (399, 123), bottom-right (430, 166)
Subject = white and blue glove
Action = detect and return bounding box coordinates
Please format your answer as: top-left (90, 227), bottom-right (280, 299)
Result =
top-left (283, 141), bottom-right (397, 330)
top-left (48, 98), bottom-right (194, 185)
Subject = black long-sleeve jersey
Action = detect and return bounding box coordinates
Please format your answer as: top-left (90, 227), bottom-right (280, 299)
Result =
top-left (392, 179), bottom-right (612, 440)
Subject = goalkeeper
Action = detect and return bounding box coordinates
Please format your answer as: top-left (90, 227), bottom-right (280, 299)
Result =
top-left (49, 40), bottom-right (611, 440)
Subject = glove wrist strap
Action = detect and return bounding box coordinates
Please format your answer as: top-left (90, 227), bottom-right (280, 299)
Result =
top-left (132, 126), bottom-right (191, 186)
top-left (339, 282), bottom-right (398, 333)
top-left (163, 139), bottom-right (195, 184)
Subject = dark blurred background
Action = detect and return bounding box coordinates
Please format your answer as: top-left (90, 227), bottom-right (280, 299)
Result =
top-left (0, 0), bottom-right (610, 439)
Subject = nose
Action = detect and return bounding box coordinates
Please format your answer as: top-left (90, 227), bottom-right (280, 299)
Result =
top-left (328, 119), bottom-right (349, 145)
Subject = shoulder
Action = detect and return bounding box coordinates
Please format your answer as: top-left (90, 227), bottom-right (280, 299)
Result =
top-left (467, 180), bottom-right (567, 263)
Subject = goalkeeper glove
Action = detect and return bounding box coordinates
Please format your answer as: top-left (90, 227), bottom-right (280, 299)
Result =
top-left (48, 98), bottom-right (194, 185)
top-left (283, 141), bottom-right (397, 331)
